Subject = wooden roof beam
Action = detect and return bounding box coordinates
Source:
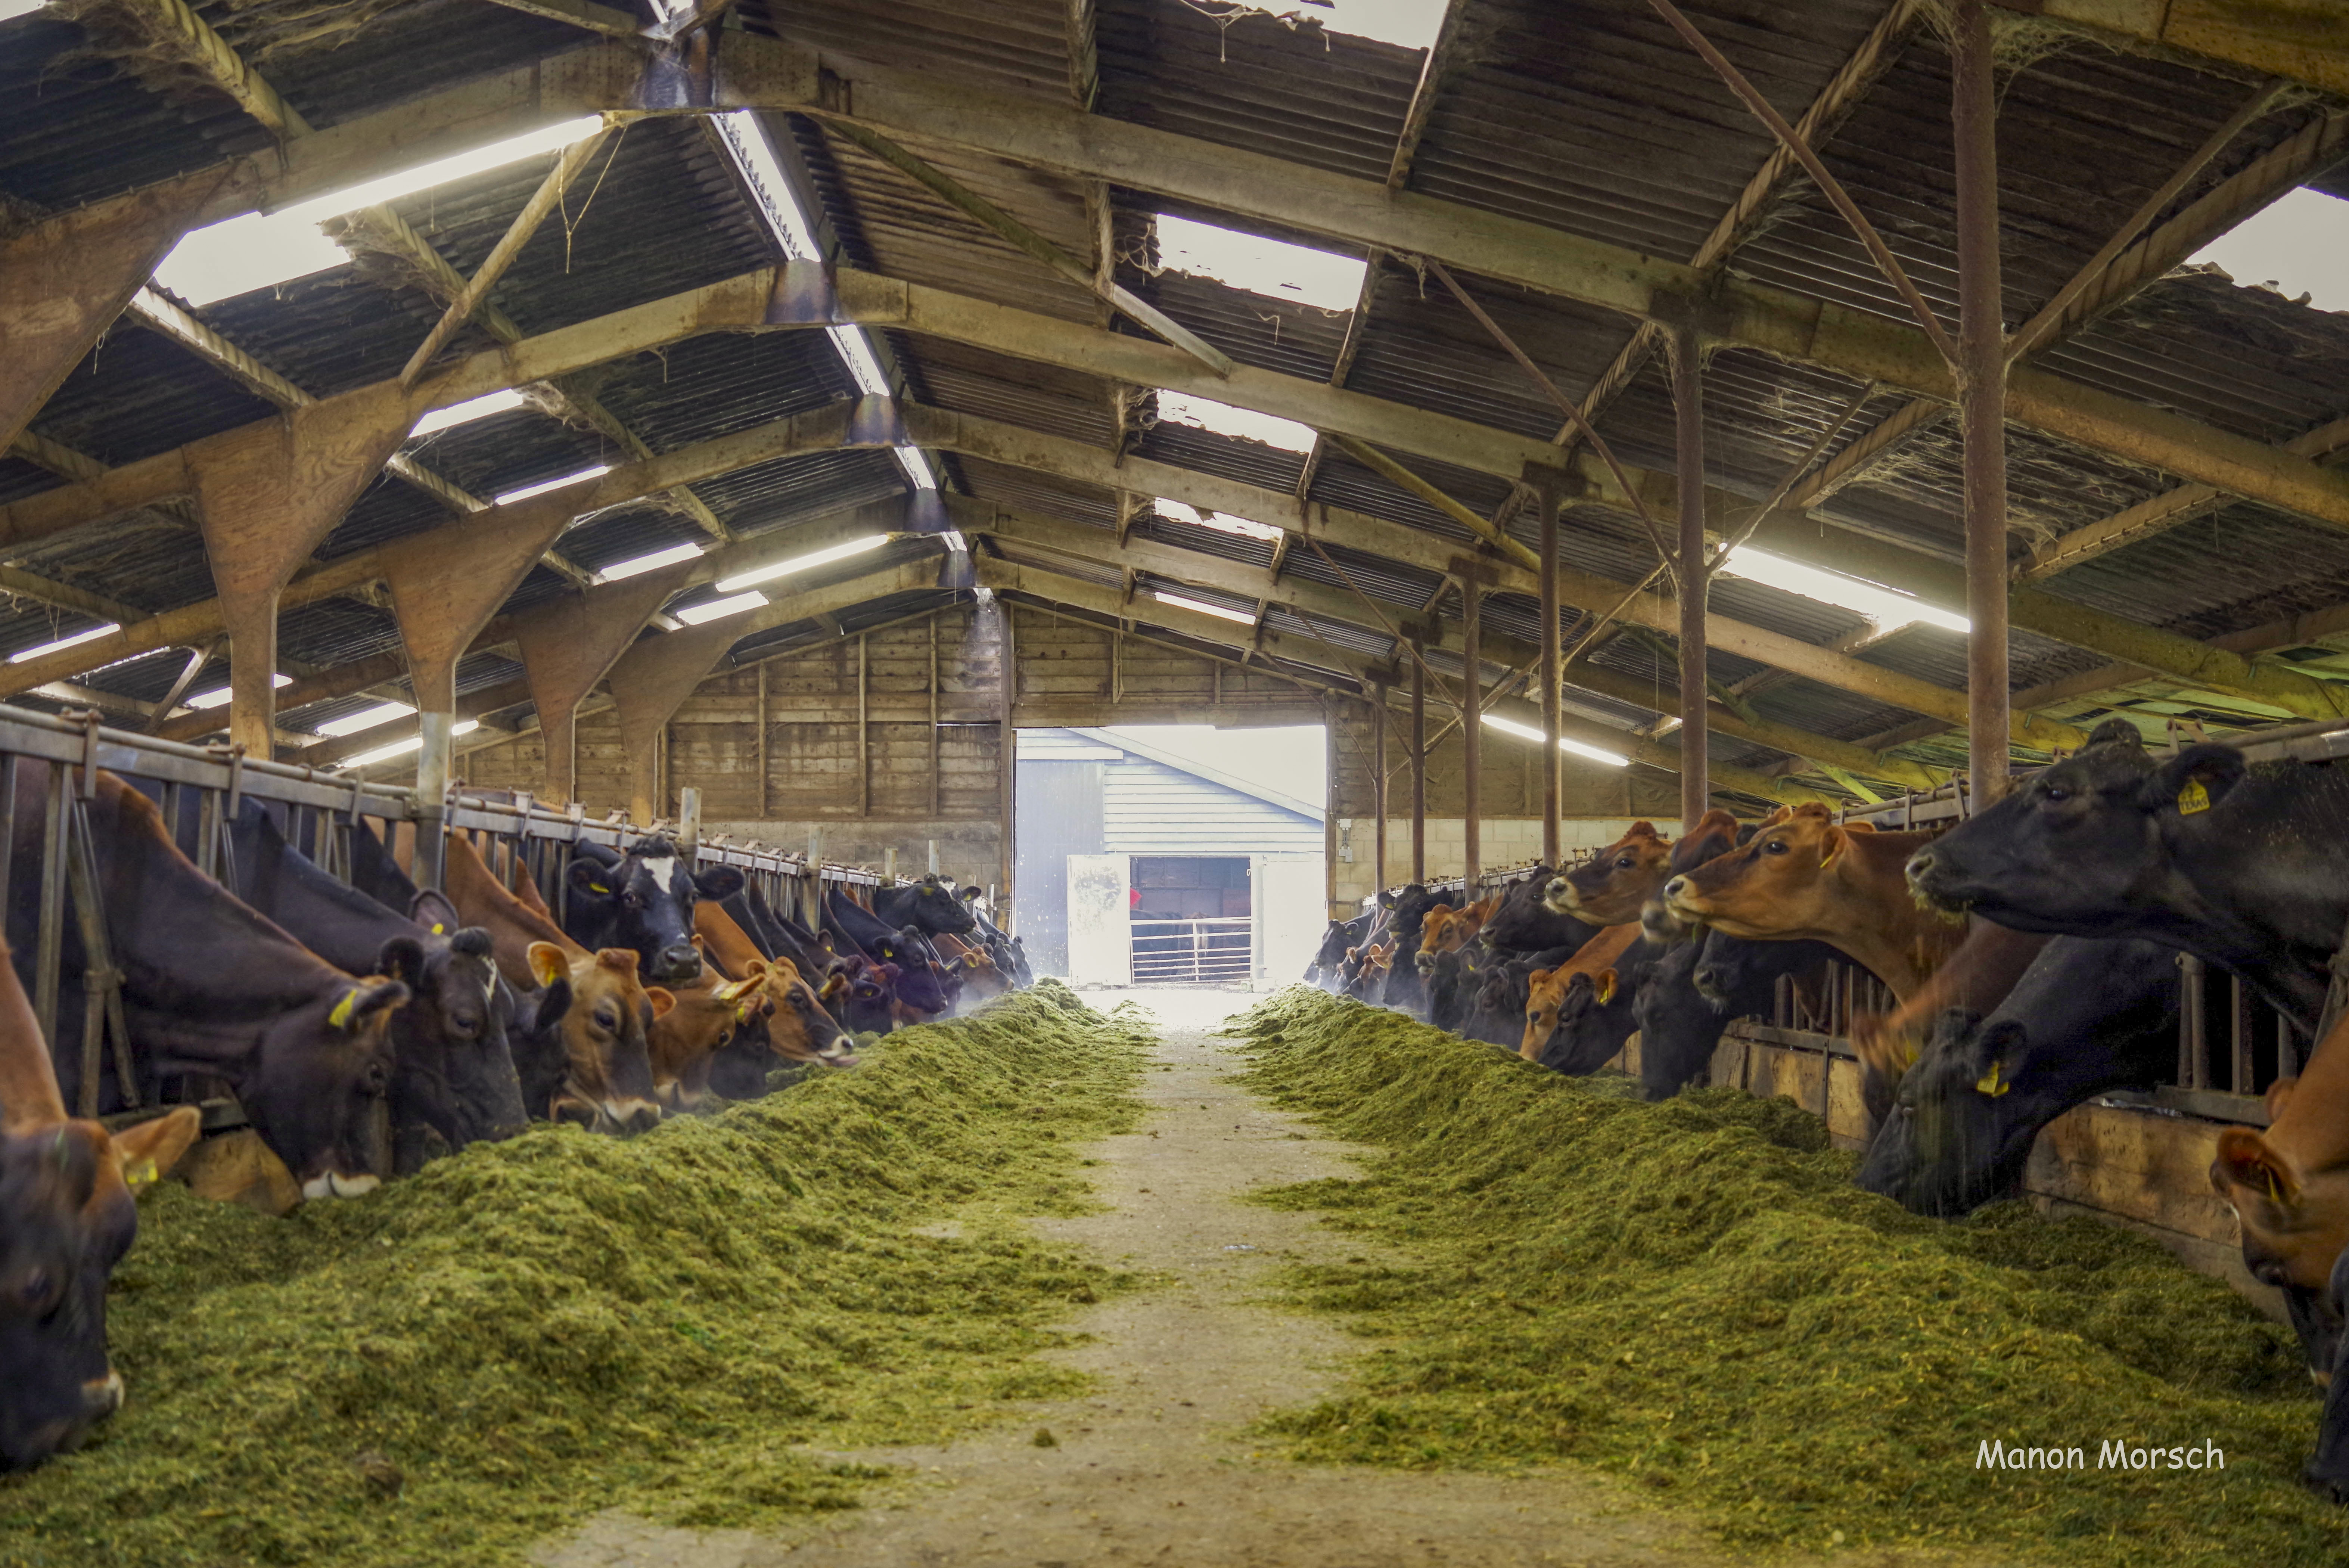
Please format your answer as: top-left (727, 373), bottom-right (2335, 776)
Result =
top-left (1993, 0), bottom-right (2349, 98)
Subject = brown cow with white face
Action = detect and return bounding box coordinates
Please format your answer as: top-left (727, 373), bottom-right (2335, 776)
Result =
top-left (1660, 804), bottom-right (1963, 1002)
top-left (1544, 821), bottom-right (1677, 926)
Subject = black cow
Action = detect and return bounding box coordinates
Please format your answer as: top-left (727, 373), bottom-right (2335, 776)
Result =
top-left (824, 888), bottom-right (954, 1018)
top-left (1310, 909), bottom-right (1379, 989)
top-left (227, 805), bottom-right (525, 1172)
top-left (1481, 870), bottom-right (1602, 955)
top-left (7, 772), bottom-right (407, 1198)
top-left (1906, 719), bottom-right (2349, 1032)
top-left (1461, 944), bottom-right (1574, 1048)
top-left (872, 875), bottom-right (978, 939)
top-left (2310, 1253), bottom-right (2349, 1502)
top-left (1631, 931), bottom-right (1843, 1101)
top-left (719, 889), bottom-right (895, 1036)
top-left (565, 836), bottom-right (745, 985)
top-left (347, 818), bottom-right (420, 917)
top-left (1856, 936), bottom-right (2178, 1218)
top-left (1541, 935), bottom-right (1677, 1076)
top-left (958, 887), bottom-right (1032, 987)
top-left (1375, 885), bottom-right (1456, 1014)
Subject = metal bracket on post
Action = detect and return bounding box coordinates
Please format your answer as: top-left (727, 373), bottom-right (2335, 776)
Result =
top-left (62, 794), bottom-right (134, 1117)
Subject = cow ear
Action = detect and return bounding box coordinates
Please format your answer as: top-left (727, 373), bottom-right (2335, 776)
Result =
top-left (1970, 1019), bottom-right (2027, 1095)
top-left (526, 941), bottom-right (570, 990)
top-left (375, 935), bottom-right (428, 985)
top-left (113, 1105), bottom-right (201, 1189)
top-left (409, 889), bottom-right (461, 936)
top-left (2143, 743), bottom-right (2246, 817)
top-left (1817, 825), bottom-right (1849, 871)
top-left (44, 1126), bottom-right (101, 1210)
top-left (1528, 967), bottom-right (1555, 988)
top-left (2086, 717), bottom-right (2144, 749)
top-left (2214, 1128), bottom-right (2299, 1206)
top-left (568, 858), bottom-right (615, 899)
top-left (694, 864), bottom-right (745, 901)
top-left (1595, 968), bottom-right (1618, 1006)
top-left (531, 978), bottom-right (574, 1033)
top-left (1625, 820), bottom-right (1658, 841)
top-left (644, 987), bottom-right (677, 1019)
top-left (337, 978), bottom-right (410, 1029)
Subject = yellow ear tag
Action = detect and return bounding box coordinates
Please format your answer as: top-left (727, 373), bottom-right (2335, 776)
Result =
top-left (1974, 1061), bottom-right (2011, 1097)
top-left (590, 882), bottom-right (610, 895)
top-left (715, 976), bottom-right (759, 1003)
top-left (1595, 974), bottom-right (1616, 1005)
top-left (328, 990), bottom-right (358, 1030)
top-left (1819, 845), bottom-right (1840, 872)
top-left (2178, 777), bottom-right (2210, 814)
top-left (431, 923), bottom-right (446, 935)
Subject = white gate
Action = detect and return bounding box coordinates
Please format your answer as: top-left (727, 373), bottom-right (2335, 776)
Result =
top-left (1064, 853), bottom-right (1131, 986)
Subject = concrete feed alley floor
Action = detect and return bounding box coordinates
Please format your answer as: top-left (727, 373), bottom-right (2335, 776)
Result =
top-left (534, 988), bottom-right (1929, 1568)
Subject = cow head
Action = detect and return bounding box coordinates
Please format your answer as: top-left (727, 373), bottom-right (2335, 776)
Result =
top-left (232, 976), bottom-right (407, 1200)
top-left (1904, 719), bottom-right (2216, 932)
top-left (1548, 822), bottom-right (1672, 923)
top-left (377, 908), bottom-right (526, 1156)
top-left (565, 836), bottom-right (746, 985)
top-left (528, 943), bottom-right (669, 1134)
top-left (1416, 897), bottom-right (1492, 971)
top-left (1524, 968), bottom-right (1616, 1071)
top-left (0, 1109), bottom-right (199, 1471)
top-left (742, 956), bottom-right (857, 1066)
top-left (1663, 805), bottom-right (1859, 939)
top-left (819, 957), bottom-right (896, 1037)
top-left (2212, 1102), bottom-right (2349, 1310)
top-left (898, 876), bottom-right (979, 937)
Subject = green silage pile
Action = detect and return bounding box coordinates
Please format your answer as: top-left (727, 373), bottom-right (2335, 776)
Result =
top-left (0, 982), bottom-right (1146, 1568)
top-left (1230, 987), bottom-right (2349, 1565)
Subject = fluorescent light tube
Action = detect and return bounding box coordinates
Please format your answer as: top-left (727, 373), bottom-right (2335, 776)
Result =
top-left (411, 388), bottom-right (530, 438)
top-left (675, 591), bottom-right (769, 626)
top-left (1153, 590), bottom-right (1258, 626)
top-left (597, 542), bottom-right (705, 583)
top-left (715, 535), bottom-right (889, 593)
top-left (185, 674), bottom-right (291, 709)
top-left (1480, 712), bottom-right (1630, 769)
top-left (155, 116), bottom-right (605, 306)
top-left (316, 701), bottom-right (416, 738)
top-left (10, 623), bottom-right (119, 663)
top-left (1720, 547), bottom-right (1969, 634)
top-left (494, 464), bottom-right (612, 506)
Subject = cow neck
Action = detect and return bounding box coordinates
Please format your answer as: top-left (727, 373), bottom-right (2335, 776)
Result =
top-left (0, 938), bottom-right (66, 1131)
top-left (445, 833), bottom-right (586, 981)
top-left (1814, 829), bottom-right (1963, 1001)
top-left (92, 775), bottom-right (358, 1013)
top-left (2270, 1009), bottom-right (2349, 1180)
top-left (692, 901), bottom-right (767, 980)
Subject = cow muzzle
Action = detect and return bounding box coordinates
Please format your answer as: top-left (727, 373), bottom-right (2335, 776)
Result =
top-left (652, 943), bottom-right (702, 983)
top-left (602, 1098), bottom-right (664, 1136)
top-left (299, 1171), bottom-right (382, 1201)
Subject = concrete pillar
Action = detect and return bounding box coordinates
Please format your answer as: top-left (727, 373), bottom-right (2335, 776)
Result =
top-left (604, 618), bottom-right (743, 825)
top-left (379, 490), bottom-right (576, 888)
top-left (0, 173), bottom-right (236, 452)
top-left (510, 561), bottom-right (698, 808)
top-left (184, 382), bottom-right (419, 756)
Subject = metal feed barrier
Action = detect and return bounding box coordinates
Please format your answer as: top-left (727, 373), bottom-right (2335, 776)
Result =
top-left (0, 702), bottom-right (887, 1127)
top-left (1130, 915), bottom-right (1252, 985)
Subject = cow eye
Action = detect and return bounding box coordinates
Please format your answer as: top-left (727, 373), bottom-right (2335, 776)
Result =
top-left (2042, 783), bottom-right (2072, 805)
top-left (1762, 839), bottom-right (1789, 855)
top-left (1615, 856), bottom-right (1634, 869)
top-left (364, 1061), bottom-right (389, 1095)
top-left (595, 1006), bottom-right (618, 1031)
top-left (18, 1267), bottom-right (53, 1313)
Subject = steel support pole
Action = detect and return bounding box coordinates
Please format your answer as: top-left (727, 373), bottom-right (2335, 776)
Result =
top-left (1952, 0), bottom-right (2011, 801)
top-left (1410, 647), bottom-right (1427, 884)
top-left (1461, 567), bottom-right (1482, 896)
top-left (1671, 325), bottom-right (1709, 830)
top-left (1535, 470), bottom-right (1562, 866)
top-left (412, 710), bottom-right (452, 891)
top-left (1371, 679), bottom-right (1389, 896)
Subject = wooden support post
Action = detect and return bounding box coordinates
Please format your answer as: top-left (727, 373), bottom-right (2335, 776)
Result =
top-left (997, 603), bottom-right (1016, 930)
top-left (1410, 646), bottom-right (1427, 884)
top-left (756, 661), bottom-right (770, 819)
top-left (1952, 0), bottom-right (2011, 803)
top-left (857, 631), bottom-right (870, 818)
top-left (1461, 563), bottom-right (1482, 896)
top-left (1670, 324), bottom-right (1709, 831)
top-left (511, 561), bottom-right (697, 808)
top-left (928, 612), bottom-right (942, 817)
top-left (1324, 699), bottom-right (1340, 917)
top-left (1534, 465), bottom-right (1562, 866)
top-left (1371, 679), bottom-right (1388, 896)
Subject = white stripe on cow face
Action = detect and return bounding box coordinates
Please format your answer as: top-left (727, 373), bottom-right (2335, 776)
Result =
top-left (640, 856), bottom-right (677, 894)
